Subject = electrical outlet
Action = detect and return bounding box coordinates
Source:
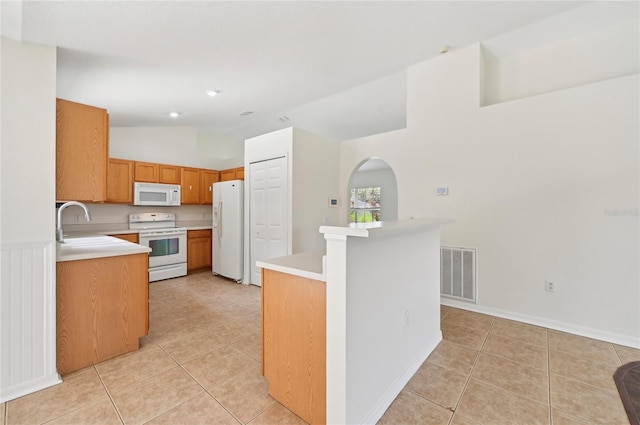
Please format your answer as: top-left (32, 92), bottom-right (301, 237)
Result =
top-left (73, 214), bottom-right (81, 223)
top-left (545, 280), bottom-right (555, 292)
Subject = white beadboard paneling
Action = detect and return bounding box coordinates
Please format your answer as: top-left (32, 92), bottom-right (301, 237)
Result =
top-left (0, 241), bottom-right (60, 403)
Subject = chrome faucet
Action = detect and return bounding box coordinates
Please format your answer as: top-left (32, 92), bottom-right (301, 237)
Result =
top-left (56, 201), bottom-right (91, 242)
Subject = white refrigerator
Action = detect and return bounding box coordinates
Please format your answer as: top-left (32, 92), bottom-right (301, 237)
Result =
top-left (212, 180), bottom-right (243, 282)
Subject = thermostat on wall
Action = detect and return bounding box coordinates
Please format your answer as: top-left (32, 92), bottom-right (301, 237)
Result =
top-left (437, 187), bottom-right (449, 196)
top-left (328, 197), bottom-right (339, 207)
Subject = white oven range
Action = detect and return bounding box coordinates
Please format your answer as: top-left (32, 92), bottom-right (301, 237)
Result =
top-left (129, 213), bottom-right (187, 282)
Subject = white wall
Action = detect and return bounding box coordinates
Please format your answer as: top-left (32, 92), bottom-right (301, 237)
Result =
top-left (483, 17), bottom-right (639, 105)
top-left (110, 127), bottom-right (245, 170)
top-left (291, 128), bottom-right (340, 252)
top-left (339, 28), bottom-right (639, 345)
top-left (0, 36), bottom-right (60, 402)
top-left (197, 132), bottom-right (245, 169)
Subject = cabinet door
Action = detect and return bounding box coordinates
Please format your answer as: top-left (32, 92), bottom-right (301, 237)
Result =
top-left (220, 169), bottom-right (236, 181)
top-left (181, 167), bottom-right (201, 204)
top-left (106, 158), bottom-right (134, 203)
top-left (159, 164), bottom-right (181, 184)
top-left (56, 253), bottom-right (148, 375)
top-left (200, 170), bottom-right (219, 205)
top-left (134, 162), bottom-right (159, 182)
top-left (235, 167), bottom-right (245, 180)
top-left (187, 230), bottom-right (212, 272)
top-left (56, 98), bottom-right (108, 202)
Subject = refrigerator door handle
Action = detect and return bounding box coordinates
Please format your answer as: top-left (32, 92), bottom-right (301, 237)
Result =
top-left (218, 199), bottom-right (223, 241)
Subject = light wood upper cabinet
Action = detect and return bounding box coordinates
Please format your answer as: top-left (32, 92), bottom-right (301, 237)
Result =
top-left (200, 170), bottom-right (220, 205)
top-left (220, 168), bottom-right (236, 181)
top-left (220, 167), bottom-right (245, 181)
top-left (158, 164), bottom-right (181, 184)
top-left (56, 98), bottom-right (109, 202)
top-left (134, 161), bottom-right (159, 183)
top-left (106, 158), bottom-right (134, 203)
top-left (181, 167), bottom-right (201, 204)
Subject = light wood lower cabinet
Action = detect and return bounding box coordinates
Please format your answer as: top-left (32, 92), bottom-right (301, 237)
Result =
top-left (56, 253), bottom-right (149, 375)
top-left (262, 269), bottom-right (326, 424)
top-left (187, 229), bottom-right (212, 272)
top-left (108, 233), bottom-right (139, 243)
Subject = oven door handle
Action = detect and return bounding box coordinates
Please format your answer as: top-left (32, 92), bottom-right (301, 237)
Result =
top-left (140, 230), bottom-right (187, 238)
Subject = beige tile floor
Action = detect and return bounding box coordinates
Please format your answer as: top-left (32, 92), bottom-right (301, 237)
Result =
top-left (3, 271), bottom-right (639, 425)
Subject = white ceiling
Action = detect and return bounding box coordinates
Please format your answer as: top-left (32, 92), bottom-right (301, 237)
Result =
top-left (7, 1), bottom-right (588, 142)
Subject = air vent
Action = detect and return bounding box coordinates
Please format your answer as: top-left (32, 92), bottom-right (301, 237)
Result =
top-left (240, 111), bottom-right (253, 116)
top-left (441, 246), bottom-right (477, 303)
top-left (277, 115), bottom-right (290, 122)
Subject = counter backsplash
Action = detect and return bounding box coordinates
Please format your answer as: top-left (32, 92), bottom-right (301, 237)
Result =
top-left (61, 203), bottom-right (213, 233)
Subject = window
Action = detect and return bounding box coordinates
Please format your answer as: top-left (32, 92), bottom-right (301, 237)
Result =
top-left (350, 186), bottom-right (381, 223)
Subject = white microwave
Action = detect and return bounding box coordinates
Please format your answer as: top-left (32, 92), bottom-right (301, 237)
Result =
top-left (133, 182), bottom-right (181, 206)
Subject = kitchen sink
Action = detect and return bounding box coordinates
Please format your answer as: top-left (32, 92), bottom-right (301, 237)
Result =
top-left (59, 236), bottom-right (122, 247)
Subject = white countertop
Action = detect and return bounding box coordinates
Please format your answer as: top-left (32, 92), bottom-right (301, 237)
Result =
top-left (256, 251), bottom-right (326, 282)
top-left (319, 218), bottom-right (454, 238)
top-left (56, 234), bottom-right (151, 262)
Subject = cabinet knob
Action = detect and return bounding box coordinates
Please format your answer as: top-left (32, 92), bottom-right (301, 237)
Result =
top-left (189, 185), bottom-right (192, 190)
top-left (209, 186), bottom-right (212, 192)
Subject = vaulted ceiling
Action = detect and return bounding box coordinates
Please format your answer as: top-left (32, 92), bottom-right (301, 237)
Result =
top-left (5, 1), bottom-right (587, 142)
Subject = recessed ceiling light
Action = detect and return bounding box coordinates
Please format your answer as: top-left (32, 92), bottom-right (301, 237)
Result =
top-left (169, 112), bottom-right (180, 118)
top-left (205, 90), bottom-right (219, 97)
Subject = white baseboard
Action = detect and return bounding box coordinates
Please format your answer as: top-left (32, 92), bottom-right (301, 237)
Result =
top-left (0, 374), bottom-right (62, 403)
top-left (441, 298), bottom-right (640, 349)
top-left (361, 332), bottom-right (443, 425)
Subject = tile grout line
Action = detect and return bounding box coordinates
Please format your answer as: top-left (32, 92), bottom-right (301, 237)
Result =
top-left (93, 365), bottom-right (125, 425)
top-left (133, 335), bottom-right (240, 424)
top-left (137, 331), bottom-right (218, 425)
top-left (446, 316), bottom-right (495, 424)
top-left (172, 346), bottom-right (249, 425)
top-left (149, 278), bottom-right (265, 424)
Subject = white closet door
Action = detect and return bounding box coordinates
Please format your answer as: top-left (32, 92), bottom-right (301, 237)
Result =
top-left (250, 156), bottom-right (288, 286)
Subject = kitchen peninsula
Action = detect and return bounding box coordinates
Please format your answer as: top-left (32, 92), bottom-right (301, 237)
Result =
top-left (56, 235), bottom-right (151, 375)
top-left (258, 218), bottom-right (452, 425)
